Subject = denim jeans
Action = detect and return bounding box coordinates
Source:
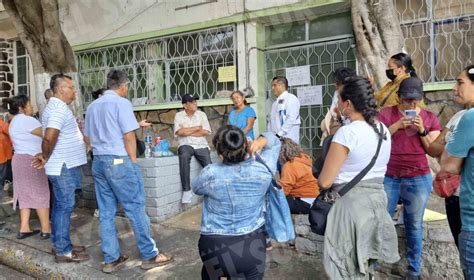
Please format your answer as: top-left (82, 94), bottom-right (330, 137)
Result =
top-left (92, 155), bottom-right (158, 264)
top-left (178, 145), bottom-right (211, 191)
top-left (48, 164), bottom-right (83, 255)
top-left (384, 174), bottom-right (432, 276)
top-left (459, 230), bottom-right (474, 279)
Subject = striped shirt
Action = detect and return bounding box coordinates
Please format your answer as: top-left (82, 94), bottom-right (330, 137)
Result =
top-left (41, 97), bottom-right (87, 176)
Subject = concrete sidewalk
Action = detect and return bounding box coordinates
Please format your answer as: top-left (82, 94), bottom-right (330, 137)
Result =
top-left (0, 200), bottom-right (326, 279)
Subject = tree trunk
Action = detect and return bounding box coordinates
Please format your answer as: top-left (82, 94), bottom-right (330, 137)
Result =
top-left (351, 0), bottom-right (404, 90)
top-left (2, 0), bottom-right (83, 117)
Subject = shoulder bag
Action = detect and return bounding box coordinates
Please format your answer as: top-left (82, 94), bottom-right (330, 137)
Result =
top-left (309, 123), bottom-right (384, 235)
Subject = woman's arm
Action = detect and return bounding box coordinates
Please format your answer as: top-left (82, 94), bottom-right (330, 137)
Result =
top-left (242, 117), bottom-right (255, 134)
top-left (191, 167), bottom-right (211, 196)
top-left (279, 163), bottom-right (297, 196)
top-left (413, 115), bottom-right (441, 151)
top-left (426, 128), bottom-right (448, 157)
top-left (31, 127), bottom-right (43, 138)
top-left (317, 142), bottom-right (349, 190)
top-left (249, 132), bottom-right (281, 174)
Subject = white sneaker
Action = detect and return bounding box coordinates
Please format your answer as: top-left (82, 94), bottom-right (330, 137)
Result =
top-left (181, 190), bottom-right (193, 204)
top-left (93, 209), bottom-right (100, 218)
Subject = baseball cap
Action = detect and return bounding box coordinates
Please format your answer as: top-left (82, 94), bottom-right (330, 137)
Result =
top-left (399, 77), bottom-right (423, 100)
top-left (181, 94), bottom-right (198, 104)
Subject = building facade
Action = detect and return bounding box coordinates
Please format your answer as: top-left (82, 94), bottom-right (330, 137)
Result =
top-left (0, 0), bottom-right (472, 156)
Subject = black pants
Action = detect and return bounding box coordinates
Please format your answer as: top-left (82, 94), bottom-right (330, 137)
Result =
top-left (286, 196), bottom-right (311, 214)
top-left (198, 227), bottom-right (266, 280)
top-left (445, 195), bottom-right (462, 248)
top-left (178, 145), bottom-right (211, 191)
top-left (0, 159), bottom-right (12, 186)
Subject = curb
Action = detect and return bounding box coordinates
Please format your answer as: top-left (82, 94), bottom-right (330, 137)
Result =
top-left (0, 238), bottom-right (117, 279)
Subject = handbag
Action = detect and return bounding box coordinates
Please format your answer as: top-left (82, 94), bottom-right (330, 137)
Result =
top-left (433, 171), bottom-right (460, 198)
top-left (255, 154), bottom-right (295, 243)
top-left (309, 123), bottom-right (384, 235)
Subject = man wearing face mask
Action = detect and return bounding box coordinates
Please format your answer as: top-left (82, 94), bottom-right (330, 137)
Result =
top-left (375, 53), bottom-right (425, 109)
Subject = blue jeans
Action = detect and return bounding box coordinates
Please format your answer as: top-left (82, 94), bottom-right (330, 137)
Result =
top-left (459, 230), bottom-right (474, 279)
top-left (92, 155), bottom-right (158, 264)
top-left (384, 174), bottom-right (432, 276)
top-left (48, 164), bottom-right (83, 255)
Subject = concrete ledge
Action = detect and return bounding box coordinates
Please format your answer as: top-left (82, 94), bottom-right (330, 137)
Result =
top-left (79, 153), bottom-right (217, 223)
top-left (293, 215), bottom-right (463, 279)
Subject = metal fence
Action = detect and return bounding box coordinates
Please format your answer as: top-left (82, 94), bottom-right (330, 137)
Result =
top-left (395, 0), bottom-right (473, 82)
top-left (76, 25), bottom-right (236, 106)
top-left (265, 38), bottom-right (356, 157)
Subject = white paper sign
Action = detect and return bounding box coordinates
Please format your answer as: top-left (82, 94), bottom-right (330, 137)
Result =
top-left (286, 65), bottom-right (311, 86)
top-left (297, 85), bottom-right (323, 106)
top-left (132, 97), bottom-right (148, 106)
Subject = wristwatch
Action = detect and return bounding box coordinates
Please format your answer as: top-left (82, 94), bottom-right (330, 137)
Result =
top-left (418, 129), bottom-right (429, 137)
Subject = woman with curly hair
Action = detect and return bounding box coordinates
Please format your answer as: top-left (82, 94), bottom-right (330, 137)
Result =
top-left (318, 77), bottom-right (398, 278)
top-left (278, 137), bottom-right (318, 214)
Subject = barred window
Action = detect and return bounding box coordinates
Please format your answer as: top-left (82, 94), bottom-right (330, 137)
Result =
top-left (15, 41), bottom-right (30, 96)
top-left (76, 25), bottom-right (236, 106)
top-left (395, 0), bottom-right (474, 82)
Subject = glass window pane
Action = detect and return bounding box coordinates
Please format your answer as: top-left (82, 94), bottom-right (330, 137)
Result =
top-left (18, 85), bottom-right (28, 96)
top-left (265, 21), bottom-right (306, 47)
top-left (16, 41), bottom-right (26, 56)
top-left (434, 18), bottom-right (474, 81)
top-left (433, 0), bottom-right (474, 19)
top-left (401, 23), bottom-right (431, 82)
top-left (17, 57), bottom-right (27, 84)
top-left (308, 13), bottom-right (353, 40)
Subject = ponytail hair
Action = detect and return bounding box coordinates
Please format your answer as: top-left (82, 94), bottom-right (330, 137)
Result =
top-left (2, 95), bottom-right (30, 115)
top-left (391, 53), bottom-right (417, 78)
top-left (340, 77), bottom-right (386, 140)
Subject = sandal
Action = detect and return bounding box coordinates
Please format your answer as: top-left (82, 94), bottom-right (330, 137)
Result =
top-left (141, 253), bottom-right (174, 270)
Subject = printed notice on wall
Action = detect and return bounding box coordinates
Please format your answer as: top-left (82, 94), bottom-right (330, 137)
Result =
top-left (286, 65), bottom-right (311, 86)
top-left (297, 85), bottom-right (323, 106)
top-left (218, 65), bottom-right (236, 82)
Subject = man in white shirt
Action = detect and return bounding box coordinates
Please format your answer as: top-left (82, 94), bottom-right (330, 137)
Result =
top-left (268, 76), bottom-right (301, 144)
top-left (174, 94), bottom-right (212, 203)
top-left (34, 74), bottom-right (89, 263)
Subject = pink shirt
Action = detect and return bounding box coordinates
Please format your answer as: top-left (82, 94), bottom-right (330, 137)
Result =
top-left (378, 106), bottom-right (441, 177)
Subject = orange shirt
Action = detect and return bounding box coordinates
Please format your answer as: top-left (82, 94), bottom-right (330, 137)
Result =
top-left (0, 119), bottom-right (13, 164)
top-left (280, 154), bottom-right (319, 198)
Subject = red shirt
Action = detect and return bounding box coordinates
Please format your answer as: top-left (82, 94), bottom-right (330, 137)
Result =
top-left (378, 106), bottom-right (441, 177)
top-left (0, 120), bottom-right (13, 164)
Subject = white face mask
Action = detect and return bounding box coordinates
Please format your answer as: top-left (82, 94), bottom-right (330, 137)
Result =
top-left (337, 102), bottom-right (351, 125)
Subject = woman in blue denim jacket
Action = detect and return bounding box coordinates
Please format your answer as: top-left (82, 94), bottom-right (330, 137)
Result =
top-left (192, 126), bottom-right (280, 280)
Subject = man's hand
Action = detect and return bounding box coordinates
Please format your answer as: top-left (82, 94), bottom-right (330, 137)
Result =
top-left (139, 120), bottom-right (152, 127)
top-left (32, 153), bottom-right (46, 169)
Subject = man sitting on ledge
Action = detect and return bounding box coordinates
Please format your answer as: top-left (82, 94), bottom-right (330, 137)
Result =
top-left (174, 94), bottom-right (212, 204)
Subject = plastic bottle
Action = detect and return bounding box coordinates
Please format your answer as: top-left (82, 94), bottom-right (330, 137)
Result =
top-left (144, 129), bottom-right (153, 158)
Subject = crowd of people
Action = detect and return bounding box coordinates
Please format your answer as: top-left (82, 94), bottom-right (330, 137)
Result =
top-left (0, 53), bottom-right (473, 279)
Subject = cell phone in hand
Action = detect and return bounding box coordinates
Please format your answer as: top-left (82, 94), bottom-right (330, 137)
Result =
top-left (404, 109), bottom-right (417, 120)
